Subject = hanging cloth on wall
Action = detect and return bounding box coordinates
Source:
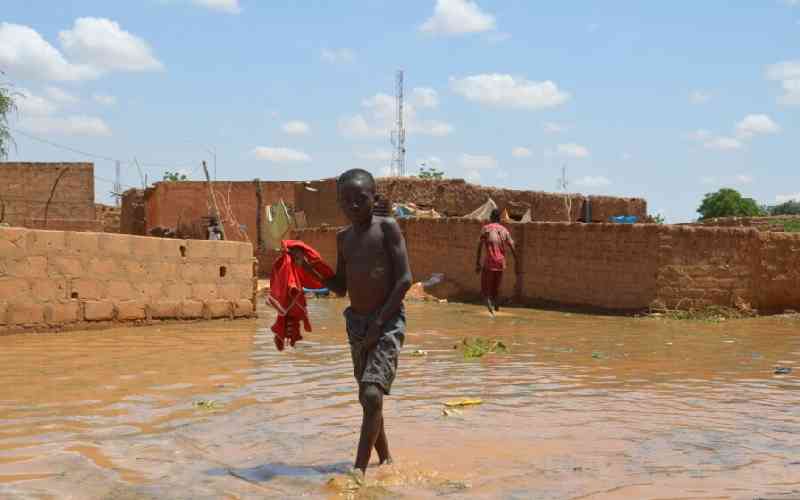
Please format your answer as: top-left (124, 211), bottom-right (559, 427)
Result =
top-left (263, 200), bottom-right (292, 251)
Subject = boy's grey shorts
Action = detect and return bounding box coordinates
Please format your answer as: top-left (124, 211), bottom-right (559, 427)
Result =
top-left (344, 306), bottom-right (405, 395)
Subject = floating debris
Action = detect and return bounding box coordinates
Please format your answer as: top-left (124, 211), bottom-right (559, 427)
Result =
top-left (458, 337), bottom-right (508, 359)
top-left (774, 367), bottom-right (793, 375)
top-left (192, 400), bottom-right (223, 410)
top-left (444, 398), bottom-right (483, 408)
top-left (410, 349), bottom-right (428, 357)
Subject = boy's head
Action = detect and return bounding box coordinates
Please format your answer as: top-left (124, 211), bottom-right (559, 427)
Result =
top-left (490, 208), bottom-right (501, 223)
top-left (337, 168), bottom-right (376, 224)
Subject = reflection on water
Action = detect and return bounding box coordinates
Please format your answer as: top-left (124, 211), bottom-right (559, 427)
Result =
top-left (0, 299), bottom-right (798, 498)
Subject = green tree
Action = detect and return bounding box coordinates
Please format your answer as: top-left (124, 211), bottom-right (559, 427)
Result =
top-left (767, 200), bottom-right (800, 216)
top-left (0, 79), bottom-right (16, 159)
top-left (418, 166), bottom-right (444, 179)
top-left (163, 170), bottom-right (188, 182)
top-left (697, 188), bottom-right (765, 220)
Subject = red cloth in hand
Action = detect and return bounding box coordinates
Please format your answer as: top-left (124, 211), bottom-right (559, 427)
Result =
top-left (267, 240), bottom-right (334, 351)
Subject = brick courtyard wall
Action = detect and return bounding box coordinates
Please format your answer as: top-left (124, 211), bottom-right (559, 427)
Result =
top-left (0, 227), bottom-right (256, 333)
top-left (697, 215), bottom-right (800, 232)
top-left (757, 232), bottom-right (800, 313)
top-left (143, 181), bottom-right (295, 276)
top-left (0, 162), bottom-right (96, 230)
top-left (294, 177), bottom-right (647, 227)
top-left (293, 220), bottom-right (800, 313)
top-left (120, 189), bottom-right (146, 235)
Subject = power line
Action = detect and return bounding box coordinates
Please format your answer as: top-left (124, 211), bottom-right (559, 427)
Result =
top-left (10, 128), bottom-right (199, 171)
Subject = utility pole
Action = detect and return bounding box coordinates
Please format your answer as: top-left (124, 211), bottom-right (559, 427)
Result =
top-left (389, 69), bottom-right (406, 177)
top-left (114, 160), bottom-right (121, 207)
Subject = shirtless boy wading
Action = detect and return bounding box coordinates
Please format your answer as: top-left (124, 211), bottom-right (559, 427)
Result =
top-left (294, 169), bottom-right (412, 477)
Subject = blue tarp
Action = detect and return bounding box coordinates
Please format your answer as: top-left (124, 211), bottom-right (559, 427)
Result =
top-left (609, 215), bottom-right (638, 224)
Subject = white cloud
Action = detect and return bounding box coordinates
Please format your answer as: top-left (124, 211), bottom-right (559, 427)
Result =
top-left (253, 147), bottom-right (311, 163)
top-left (19, 115), bottom-right (111, 136)
top-left (191, 0), bottom-right (242, 14)
top-left (690, 90), bottom-right (712, 104)
top-left (575, 176), bottom-right (611, 187)
top-left (321, 47), bottom-right (356, 64)
top-left (776, 192), bottom-right (800, 203)
top-left (460, 153), bottom-right (497, 170)
top-left (512, 147), bottom-right (532, 158)
top-left (58, 17), bottom-right (163, 73)
top-left (704, 136), bottom-right (743, 151)
top-left (544, 122), bottom-right (567, 134)
top-left (0, 23), bottom-right (97, 81)
top-left (735, 114), bottom-right (780, 138)
top-left (766, 60), bottom-right (800, 105)
top-left (734, 174), bottom-right (753, 185)
top-left (15, 88), bottom-right (58, 116)
top-left (420, 0), bottom-right (496, 35)
top-left (622, 152), bottom-right (633, 161)
top-left (358, 150), bottom-right (393, 161)
top-left (339, 91), bottom-right (453, 139)
top-left (281, 120), bottom-right (311, 135)
top-left (450, 74), bottom-right (569, 110)
top-left (412, 87), bottom-right (439, 108)
top-left (44, 86), bottom-right (79, 105)
top-left (93, 93), bottom-right (117, 106)
top-left (338, 114), bottom-right (375, 138)
top-left (557, 143), bottom-right (590, 158)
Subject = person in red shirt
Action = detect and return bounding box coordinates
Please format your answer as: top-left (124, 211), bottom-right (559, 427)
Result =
top-left (475, 208), bottom-right (518, 315)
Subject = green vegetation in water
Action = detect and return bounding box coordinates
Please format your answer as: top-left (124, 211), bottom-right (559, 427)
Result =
top-left (193, 400), bottom-right (223, 410)
top-left (780, 219), bottom-right (800, 233)
top-left (645, 305), bottom-right (755, 323)
top-left (458, 337), bottom-right (508, 359)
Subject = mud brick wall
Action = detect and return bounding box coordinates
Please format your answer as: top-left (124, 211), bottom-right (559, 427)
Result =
top-left (144, 180), bottom-right (296, 243)
top-left (120, 189), bottom-right (146, 235)
top-left (698, 215), bottom-right (800, 233)
top-left (757, 232), bottom-right (800, 312)
top-left (0, 227), bottom-right (256, 333)
top-left (294, 177), bottom-right (646, 227)
top-left (0, 162), bottom-right (96, 229)
top-left (653, 226), bottom-right (761, 310)
top-left (293, 220), bottom-right (800, 313)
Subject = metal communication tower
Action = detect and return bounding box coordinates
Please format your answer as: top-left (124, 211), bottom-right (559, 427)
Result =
top-left (389, 70), bottom-right (406, 177)
top-left (113, 160), bottom-right (122, 207)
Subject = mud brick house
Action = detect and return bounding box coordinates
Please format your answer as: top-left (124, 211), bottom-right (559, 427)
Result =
top-left (0, 162), bottom-right (101, 232)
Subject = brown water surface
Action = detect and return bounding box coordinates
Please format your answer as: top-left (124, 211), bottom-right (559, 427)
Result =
top-left (0, 300), bottom-right (798, 499)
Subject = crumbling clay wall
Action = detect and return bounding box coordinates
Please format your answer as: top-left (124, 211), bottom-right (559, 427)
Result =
top-left (295, 177), bottom-right (647, 227)
top-left (120, 189), bottom-right (146, 235)
top-left (0, 162), bottom-right (98, 231)
top-left (757, 232), bottom-right (800, 313)
top-left (293, 220), bottom-right (800, 313)
top-left (0, 227), bottom-right (255, 333)
top-left (144, 180), bottom-right (296, 243)
top-left (698, 215), bottom-right (800, 232)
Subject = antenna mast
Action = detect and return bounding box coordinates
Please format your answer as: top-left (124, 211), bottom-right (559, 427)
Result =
top-left (389, 69), bottom-right (406, 177)
top-left (113, 160), bottom-right (122, 207)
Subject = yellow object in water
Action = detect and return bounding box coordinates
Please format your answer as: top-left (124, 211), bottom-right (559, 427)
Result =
top-left (443, 398), bottom-right (483, 408)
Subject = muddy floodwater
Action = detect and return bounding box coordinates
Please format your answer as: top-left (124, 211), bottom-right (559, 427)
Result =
top-left (0, 300), bottom-right (798, 499)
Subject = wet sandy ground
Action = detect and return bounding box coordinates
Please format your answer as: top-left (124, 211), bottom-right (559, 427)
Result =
top-left (0, 299), bottom-right (798, 499)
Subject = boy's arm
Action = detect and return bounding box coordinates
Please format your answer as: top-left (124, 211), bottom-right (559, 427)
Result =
top-left (323, 230), bottom-right (348, 296)
top-left (507, 235), bottom-right (519, 274)
top-left (375, 218), bottom-right (412, 326)
top-left (293, 231), bottom-right (347, 296)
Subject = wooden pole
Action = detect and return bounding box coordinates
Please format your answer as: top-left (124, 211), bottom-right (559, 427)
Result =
top-left (255, 178), bottom-right (265, 252)
top-left (202, 160), bottom-right (226, 240)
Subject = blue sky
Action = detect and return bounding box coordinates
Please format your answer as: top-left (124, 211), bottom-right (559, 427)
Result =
top-left (2, 0), bottom-right (798, 222)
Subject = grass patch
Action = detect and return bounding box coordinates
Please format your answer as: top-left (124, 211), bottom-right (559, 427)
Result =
top-left (458, 337), bottom-right (508, 359)
top-left (781, 220), bottom-right (800, 233)
top-left (644, 305), bottom-right (755, 322)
